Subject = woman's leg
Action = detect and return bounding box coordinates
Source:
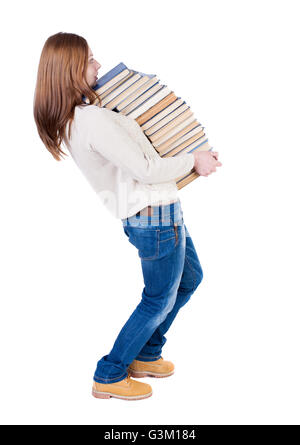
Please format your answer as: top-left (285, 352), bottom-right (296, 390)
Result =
top-left (135, 223), bottom-right (203, 361)
top-left (93, 220), bottom-right (186, 384)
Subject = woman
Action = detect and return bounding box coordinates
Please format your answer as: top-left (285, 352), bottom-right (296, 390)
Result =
top-left (33, 32), bottom-right (222, 401)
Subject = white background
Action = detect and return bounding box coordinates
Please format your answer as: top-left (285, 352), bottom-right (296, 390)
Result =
top-left (1, 0), bottom-right (300, 425)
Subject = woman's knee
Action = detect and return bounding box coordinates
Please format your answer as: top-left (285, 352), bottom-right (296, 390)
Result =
top-left (159, 292), bottom-right (177, 318)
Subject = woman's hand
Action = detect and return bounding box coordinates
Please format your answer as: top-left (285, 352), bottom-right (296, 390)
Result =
top-left (192, 151), bottom-right (222, 177)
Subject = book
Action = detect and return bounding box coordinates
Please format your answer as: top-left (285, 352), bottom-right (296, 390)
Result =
top-left (86, 63), bottom-right (214, 190)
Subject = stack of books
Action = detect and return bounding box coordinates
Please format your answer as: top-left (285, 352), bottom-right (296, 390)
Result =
top-left (84, 62), bottom-right (213, 190)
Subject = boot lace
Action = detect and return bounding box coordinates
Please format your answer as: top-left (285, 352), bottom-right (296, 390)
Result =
top-left (125, 370), bottom-right (132, 383)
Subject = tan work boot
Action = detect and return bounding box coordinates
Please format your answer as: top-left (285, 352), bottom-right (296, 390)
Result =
top-left (92, 371), bottom-right (152, 401)
top-left (128, 356), bottom-right (175, 378)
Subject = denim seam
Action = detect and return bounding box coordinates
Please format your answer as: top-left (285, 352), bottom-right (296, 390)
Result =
top-left (185, 255), bottom-right (197, 292)
top-left (93, 372), bottom-right (128, 383)
top-left (136, 354), bottom-right (161, 360)
top-left (160, 237), bottom-right (176, 243)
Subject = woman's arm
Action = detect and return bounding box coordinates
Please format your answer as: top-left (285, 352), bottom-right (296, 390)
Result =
top-left (84, 106), bottom-right (195, 185)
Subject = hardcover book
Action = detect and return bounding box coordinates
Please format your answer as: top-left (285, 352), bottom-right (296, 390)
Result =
top-left (83, 63), bottom-right (214, 190)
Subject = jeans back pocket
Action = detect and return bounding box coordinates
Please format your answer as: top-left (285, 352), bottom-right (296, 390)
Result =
top-left (158, 224), bottom-right (181, 259)
top-left (123, 226), bottom-right (159, 261)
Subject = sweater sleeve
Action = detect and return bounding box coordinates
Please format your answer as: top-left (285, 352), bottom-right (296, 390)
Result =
top-left (85, 106), bottom-right (195, 185)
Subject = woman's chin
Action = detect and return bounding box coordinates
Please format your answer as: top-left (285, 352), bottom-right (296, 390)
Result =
top-left (87, 79), bottom-right (98, 88)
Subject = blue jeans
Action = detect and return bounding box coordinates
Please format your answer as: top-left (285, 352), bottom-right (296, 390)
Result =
top-left (93, 199), bottom-right (203, 383)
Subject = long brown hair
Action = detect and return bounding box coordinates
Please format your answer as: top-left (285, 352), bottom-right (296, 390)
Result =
top-left (33, 32), bottom-right (102, 161)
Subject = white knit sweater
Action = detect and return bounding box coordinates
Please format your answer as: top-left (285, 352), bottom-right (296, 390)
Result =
top-left (63, 104), bottom-right (195, 219)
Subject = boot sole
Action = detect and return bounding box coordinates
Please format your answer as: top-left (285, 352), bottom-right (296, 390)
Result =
top-left (128, 369), bottom-right (174, 378)
top-left (92, 389), bottom-right (152, 401)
